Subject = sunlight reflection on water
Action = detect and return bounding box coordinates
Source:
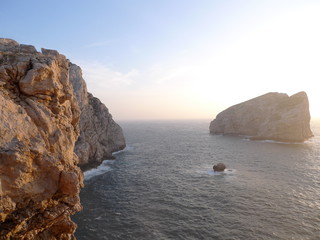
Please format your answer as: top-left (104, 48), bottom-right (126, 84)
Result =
top-left (74, 120), bottom-right (320, 240)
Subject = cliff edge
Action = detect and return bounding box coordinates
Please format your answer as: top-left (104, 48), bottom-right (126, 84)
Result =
top-left (69, 64), bottom-right (126, 169)
top-left (209, 92), bottom-right (313, 142)
top-left (0, 38), bottom-right (125, 238)
top-left (0, 38), bottom-right (83, 238)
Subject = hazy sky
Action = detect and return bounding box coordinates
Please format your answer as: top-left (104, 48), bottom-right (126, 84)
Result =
top-left (2, 0), bottom-right (320, 120)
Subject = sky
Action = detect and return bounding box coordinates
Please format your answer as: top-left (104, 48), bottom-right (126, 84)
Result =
top-left (1, 0), bottom-right (320, 120)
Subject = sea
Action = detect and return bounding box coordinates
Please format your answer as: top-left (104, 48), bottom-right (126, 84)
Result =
top-left (73, 119), bottom-right (320, 240)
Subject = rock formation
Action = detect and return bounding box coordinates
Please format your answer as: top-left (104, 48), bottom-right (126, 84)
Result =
top-left (69, 64), bottom-right (126, 169)
top-left (0, 38), bottom-right (82, 238)
top-left (0, 38), bottom-right (125, 238)
top-left (213, 163), bottom-right (226, 172)
top-left (210, 92), bottom-right (313, 142)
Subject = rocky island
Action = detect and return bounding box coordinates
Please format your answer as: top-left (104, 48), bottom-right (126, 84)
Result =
top-left (210, 92), bottom-right (313, 142)
top-left (0, 38), bottom-right (125, 239)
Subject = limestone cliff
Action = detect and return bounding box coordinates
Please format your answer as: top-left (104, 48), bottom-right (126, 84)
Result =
top-left (0, 38), bottom-right (83, 239)
top-left (69, 64), bottom-right (126, 169)
top-left (0, 38), bottom-right (126, 238)
top-left (210, 92), bottom-right (313, 142)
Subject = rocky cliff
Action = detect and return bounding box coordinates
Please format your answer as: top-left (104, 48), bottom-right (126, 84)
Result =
top-left (0, 38), bottom-right (82, 239)
top-left (69, 64), bottom-right (125, 169)
top-left (0, 38), bottom-right (125, 238)
top-left (210, 92), bottom-right (313, 142)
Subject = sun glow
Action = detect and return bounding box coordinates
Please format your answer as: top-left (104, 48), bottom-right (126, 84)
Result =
top-left (81, 2), bottom-right (320, 120)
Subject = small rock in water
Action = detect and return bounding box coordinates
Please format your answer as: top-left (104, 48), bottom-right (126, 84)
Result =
top-left (213, 163), bottom-right (226, 172)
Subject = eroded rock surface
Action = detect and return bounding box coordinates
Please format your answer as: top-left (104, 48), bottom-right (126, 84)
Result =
top-left (69, 64), bottom-right (126, 169)
top-left (210, 92), bottom-right (313, 142)
top-left (0, 38), bottom-right (83, 239)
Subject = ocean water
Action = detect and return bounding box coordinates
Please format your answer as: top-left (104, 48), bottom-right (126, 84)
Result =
top-left (73, 119), bottom-right (320, 240)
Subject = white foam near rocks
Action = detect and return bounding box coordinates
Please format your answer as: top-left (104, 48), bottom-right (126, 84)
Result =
top-left (112, 145), bottom-right (133, 156)
top-left (84, 160), bottom-right (115, 180)
top-left (207, 169), bottom-right (235, 176)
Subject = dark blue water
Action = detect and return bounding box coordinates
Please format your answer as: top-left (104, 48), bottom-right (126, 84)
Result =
top-left (73, 119), bottom-right (320, 240)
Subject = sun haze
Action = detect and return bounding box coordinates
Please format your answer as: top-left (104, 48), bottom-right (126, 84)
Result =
top-left (3, 0), bottom-right (320, 120)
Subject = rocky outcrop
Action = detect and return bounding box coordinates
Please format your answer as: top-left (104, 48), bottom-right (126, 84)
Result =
top-left (0, 39), bottom-right (83, 239)
top-left (69, 64), bottom-right (126, 169)
top-left (210, 92), bottom-right (313, 142)
top-left (0, 38), bottom-right (126, 238)
top-left (213, 163), bottom-right (226, 172)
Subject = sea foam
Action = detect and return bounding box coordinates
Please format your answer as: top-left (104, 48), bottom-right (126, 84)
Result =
top-left (112, 146), bottom-right (133, 156)
top-left (207, 169), bottom-right (235, 176)
top-left (84, 160), bottom-right (115, 180)
top-left (242, 138), bottom-right (306, 145)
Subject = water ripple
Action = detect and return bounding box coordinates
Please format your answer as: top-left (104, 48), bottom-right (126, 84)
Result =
top-left (74, 120), bottom-right (320, 240)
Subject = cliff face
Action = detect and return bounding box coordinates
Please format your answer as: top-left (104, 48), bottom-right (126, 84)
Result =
top-left (0, 39), bottom-right (83, 238)
top-left (0, 38), bottom-right (126, 238)
top-left (69, 64), bottom-right (126, 168)
top-left (210, 92), bottom-right (313, 142)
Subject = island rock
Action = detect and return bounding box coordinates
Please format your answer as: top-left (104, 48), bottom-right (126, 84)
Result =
top-left (209, 92), bottom-right (313, 142)
top-left (213, 163), bottom-right (226, 172)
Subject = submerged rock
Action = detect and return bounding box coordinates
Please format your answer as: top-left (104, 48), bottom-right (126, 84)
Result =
top-left (209, 92), bottom-right (313, 142)
top-left (213, 163), bottom-right (226, 172)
